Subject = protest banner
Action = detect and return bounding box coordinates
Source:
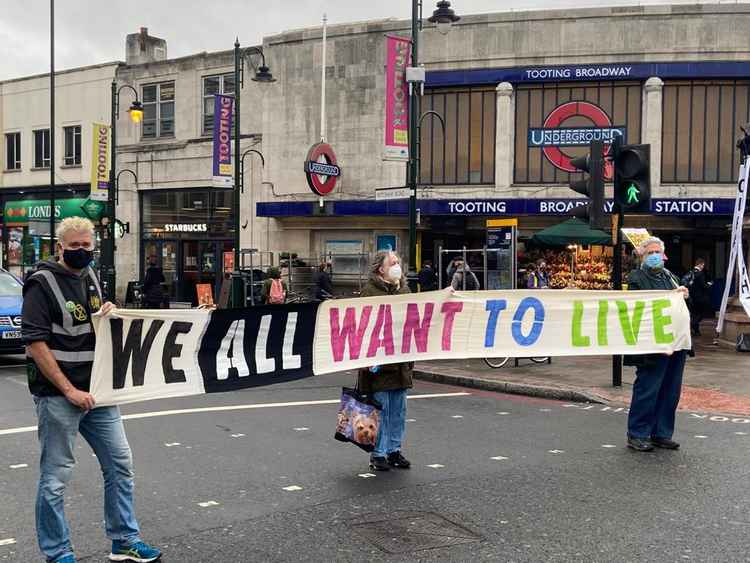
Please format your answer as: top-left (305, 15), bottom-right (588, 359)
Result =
top-left (91, 289), bottom-right (691, 406)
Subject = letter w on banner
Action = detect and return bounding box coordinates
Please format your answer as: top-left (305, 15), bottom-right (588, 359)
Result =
top-left (91, 290), bottom-right (690, 406)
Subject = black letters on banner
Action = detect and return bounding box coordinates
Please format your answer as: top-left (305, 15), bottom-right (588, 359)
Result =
top-left (198, 303), bottom-right (319, 393)
top-left (162, 321), bottom-right (193, 384)
top-left (112, 318), bottom-right (164, 389)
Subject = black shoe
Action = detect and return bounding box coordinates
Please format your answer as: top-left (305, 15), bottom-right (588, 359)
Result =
top-left (627, 437), bottom-right (654, 452)
top-left (651, 437), bottom-right (680, 450)
top-left (387, 451), bottom-right (411, 469)
top-left (369, 456), bottom-right (390, 471)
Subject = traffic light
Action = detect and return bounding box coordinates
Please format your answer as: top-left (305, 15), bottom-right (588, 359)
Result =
top-left (613, 143), bottom-right (650, 213)
top-left (569, 139), bottom-right (606, 229)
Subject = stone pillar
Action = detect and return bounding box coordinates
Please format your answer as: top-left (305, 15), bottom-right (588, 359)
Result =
top-left (642, 77), bottom-right (663, 193)
top-left (495, 82), bottom-right (515, 190)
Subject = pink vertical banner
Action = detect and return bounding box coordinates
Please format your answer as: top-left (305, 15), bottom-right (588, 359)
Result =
top-left (383, 35), bottom-right (411, 161)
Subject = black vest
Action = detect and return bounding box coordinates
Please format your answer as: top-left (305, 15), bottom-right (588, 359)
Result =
top-left (25, 266), bottom-right (103, 396)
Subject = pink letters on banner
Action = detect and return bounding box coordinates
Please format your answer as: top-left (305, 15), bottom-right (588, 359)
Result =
top-left (330, 306), bottom-right (373, 362)
top-left (401, 303), bottom-right (434, 354)
top-left (367, 304), bottom-right (395, 357)
top-left (440, 302), bottom-right (464, 351)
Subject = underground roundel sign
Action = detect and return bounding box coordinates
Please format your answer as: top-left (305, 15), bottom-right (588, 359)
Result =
top-left (304, 142), bottom-right (341, 196)
top-left (528, 101), bottom-right (625, 179)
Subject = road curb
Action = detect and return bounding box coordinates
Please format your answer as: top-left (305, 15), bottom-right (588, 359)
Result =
top-left (413, 370), bottom-right (606, 404)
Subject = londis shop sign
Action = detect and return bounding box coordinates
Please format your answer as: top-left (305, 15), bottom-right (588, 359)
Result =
top-left (4, 199), bottom-right (92, 224)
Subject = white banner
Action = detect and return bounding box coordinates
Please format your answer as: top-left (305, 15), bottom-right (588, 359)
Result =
top-left (91, 290), bottom-right (691, 406)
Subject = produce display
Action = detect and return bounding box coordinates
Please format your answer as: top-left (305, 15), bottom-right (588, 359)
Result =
top-left (520, 247), bottom-right (613, 290)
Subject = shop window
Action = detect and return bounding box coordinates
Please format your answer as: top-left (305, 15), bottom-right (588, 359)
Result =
top-left (142, 81), bottom-right (175, 139)
top-left (661, 80), bottom-right (748, 184)
top-left (4, 132), bottom-right (21, 170)
top-left (420, 87), bottom-right (496, 185)
top-left (141, 188), bottom-right (234, 237)
top-left (202, 73), bottom-right (235, 135)
top-left (513, 81), bottom-right (641, 185)
top-left (63, 125), bottom-right (81, 166)
top-left (33, 129), bottom-right (51, 169)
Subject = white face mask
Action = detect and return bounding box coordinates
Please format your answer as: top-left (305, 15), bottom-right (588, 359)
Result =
top-left (387, 264), bottom-right (402, 281)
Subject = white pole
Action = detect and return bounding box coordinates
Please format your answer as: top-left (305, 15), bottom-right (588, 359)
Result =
top-left (320, 13), bottom-right (327, 143)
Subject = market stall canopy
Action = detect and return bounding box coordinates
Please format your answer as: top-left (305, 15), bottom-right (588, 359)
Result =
top-left (530, 217), bottom-right (612, 246)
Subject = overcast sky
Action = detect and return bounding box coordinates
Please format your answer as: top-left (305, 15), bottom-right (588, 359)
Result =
top-left (0, 0), bottom-right (740, 81)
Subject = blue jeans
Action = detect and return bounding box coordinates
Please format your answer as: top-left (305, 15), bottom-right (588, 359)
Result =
top-left (627, 351), bottom-right (687, 440)
top-left (372, 389), bottom-right (407, 458)
top-left (34, 396), bottom-right (140, 562)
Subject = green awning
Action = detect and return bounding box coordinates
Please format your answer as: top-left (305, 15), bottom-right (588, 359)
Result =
top-left (530, 217), bottom-right (612, 246)
top-left (3, 198), bottom-right (97, 224)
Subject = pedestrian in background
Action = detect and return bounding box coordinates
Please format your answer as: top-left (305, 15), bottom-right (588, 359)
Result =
top-left (262, 267), bottom-right (288, 304)
top-left (22, 217), bottom-right (161, 563)
top-left (358, 251), bottom-right (412, 471)
top-left (418, 260), bottom-right (438, 291)
top-left (624, 236), bottom-right (690, 452)
top-left (313, 260), bottom-right (334, 301)
top-left (450, 259), bottom-right (480, 291)
top-left (683, 257), bottom-right (712, 336)
top-left (142, 255), bottom-right (165, 308)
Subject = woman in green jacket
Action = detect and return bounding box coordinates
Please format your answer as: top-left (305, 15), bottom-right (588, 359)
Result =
top-left (357, 251), bottom-right (413, 471)
top-left (625, 237), bottom-right (690, 452)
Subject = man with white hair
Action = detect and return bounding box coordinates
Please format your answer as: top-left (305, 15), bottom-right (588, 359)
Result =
top-left (22, 217), bottom-right (161, 563)
top-left (624, 236), bottom-right (690, 452)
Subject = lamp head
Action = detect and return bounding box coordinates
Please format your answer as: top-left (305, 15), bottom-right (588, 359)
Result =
top-left (128, 100), bottom-right (144, 124)
top-left (252, 65), bottom-right (276, 83)
top-left (428, 1), bottom-right (460, 35)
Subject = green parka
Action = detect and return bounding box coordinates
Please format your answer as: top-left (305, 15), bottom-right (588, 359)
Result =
top-left (356, 274), bottom-right (414, 393)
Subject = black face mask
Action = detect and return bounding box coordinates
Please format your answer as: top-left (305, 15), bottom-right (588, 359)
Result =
top-left (63, 248), bottom-right (93, 270)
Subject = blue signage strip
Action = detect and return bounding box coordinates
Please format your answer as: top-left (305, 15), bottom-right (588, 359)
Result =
top-left (426, 61), bottom-right (750, 87)
top-left (257, 198), bottom-right (735, 218)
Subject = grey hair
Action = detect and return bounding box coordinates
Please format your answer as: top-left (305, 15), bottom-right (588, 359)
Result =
top-left (55, 216), bottom-right (95, 242)
top-left (370, 250), bottom-right (401, 277)
top-left (637, 236), bottom-right (665, 256)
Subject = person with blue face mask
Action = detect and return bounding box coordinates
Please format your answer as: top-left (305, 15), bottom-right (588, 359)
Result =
top-left (623, 237), bottom-right (690, 453)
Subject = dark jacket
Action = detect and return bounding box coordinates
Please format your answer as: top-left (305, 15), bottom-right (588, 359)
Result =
top-left (261, 277), bottom-right (288, 304)
top-left (451, 267), bottom-right (480, 291)
top-left (21, 259), bottom-right (103, 396)
top-left (624, 266), bottom-right (682, 367)
top-left (313, 270), bottom-right (333, 300)
top-left (688, 268), bottom-right (711, 308)
top-left (418, 266), bottom-right (438, 291)
top-left (142, 265), bottom-right (165, 305)
top-left (356, 274), bottom-right (414, 393)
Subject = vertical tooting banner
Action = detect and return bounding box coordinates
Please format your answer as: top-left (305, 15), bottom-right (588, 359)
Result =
top-left (90, 123), bottom-right (110, 201)
top-left (212, 94), bottom-right (234, 187)
top-left (383, 35), bottom-right (411, 161)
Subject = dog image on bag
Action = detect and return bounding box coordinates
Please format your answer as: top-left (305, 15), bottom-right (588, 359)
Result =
top-left (352, 411), bottom-right (379, 446)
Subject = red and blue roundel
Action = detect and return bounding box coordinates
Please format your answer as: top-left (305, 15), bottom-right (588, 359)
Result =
top-left (304, 142), bottom-right (341, 196)
top-left (529, 101), bottom-right (625, 179)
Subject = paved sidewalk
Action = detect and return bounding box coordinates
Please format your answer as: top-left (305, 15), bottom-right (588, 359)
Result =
top-left (415, 324), bottom-right (750, 416)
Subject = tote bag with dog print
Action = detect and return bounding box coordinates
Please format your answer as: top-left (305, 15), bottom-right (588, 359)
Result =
top-left (334, 387), bottom-right (382, 452)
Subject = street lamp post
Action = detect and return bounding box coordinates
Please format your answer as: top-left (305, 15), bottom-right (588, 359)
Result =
top-left (406, 1), bottom-right (460, 291)
top-left (107, 82), bottom-right (143, 301)
top-left (232, 41), bottom-right (275, 308)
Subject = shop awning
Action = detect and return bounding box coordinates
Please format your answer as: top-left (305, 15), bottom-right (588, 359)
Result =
top-left (530, 217), bottom-right (612, 246)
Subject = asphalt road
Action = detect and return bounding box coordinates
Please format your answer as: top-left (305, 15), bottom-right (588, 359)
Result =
top-left (0, 354), bottom-right (748, 563)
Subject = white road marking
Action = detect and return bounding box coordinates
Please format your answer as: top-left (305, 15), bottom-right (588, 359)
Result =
top-left (0, 392), bottom-right (472, 437)
top-left (406, 418), bottom-right (416, 422)
top-left (548, 450), bottom-right (565, 454)
top-left (293, 427), bottom-right (309, 431)
top-left (601, 444), bottom-right (618, 448)
top-left (197, 501), bottom-right (219, 507)
top-left (0, 538), bottom-right (16, 546)
top-left (230, 433), bottom-right (245, 438)
top-left (1, 376), bottom-right (27, 387)
top-left (694, 435), bottom-right (708, 439)
top-left (357, 473), bottom-right (376, 479)
top-left (451, 415), bottom-right (464, 419)
top-left (9, 463), bottom-right (28, 469)
top-left (164, 442), bottom-right (181, 447)
top-left (496, 412), bottom-right (510, 415)
top-left (426, 464), bottom-right (444, 469)
top-left (490, 456), bottom-right (508, 461)
top-left (282, 485), bottom-right (303, 491)
top-left (539, 408), bottom-right (551, 412)
top-left (735, 432), bottom-right (748, 436)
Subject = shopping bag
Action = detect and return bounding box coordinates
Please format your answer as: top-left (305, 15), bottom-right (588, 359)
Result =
top-left (334, 387), bottom-right (382, 452)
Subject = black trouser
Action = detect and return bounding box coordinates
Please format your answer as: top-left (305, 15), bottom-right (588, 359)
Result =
top-left (690, 304), bottom-right (704, 334)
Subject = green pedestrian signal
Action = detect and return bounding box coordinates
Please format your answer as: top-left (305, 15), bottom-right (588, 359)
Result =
top-left (613, 143), bottom-right (650, 213)
top-left (626, 184), bottom-right (640, 204)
